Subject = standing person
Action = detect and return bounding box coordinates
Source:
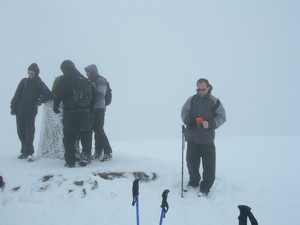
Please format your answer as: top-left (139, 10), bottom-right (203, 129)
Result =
top-left (51, 75), bottom-right (81, 161)
top-left (84, 64), bottom-right (112, 161)
top-left (181, 78), bottom-right (226, 196)
top-left (53, 60), bottom-right (96, 167)
top-left (10, 63), bottom-right (52, 161)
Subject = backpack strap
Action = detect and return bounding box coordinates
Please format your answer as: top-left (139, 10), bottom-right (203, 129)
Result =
top-left (212, 98), bottom-right (220, 113)
top-left (190, 95), bottom-right (220, 113)
top-left (189, 94), bottom-right (197, 112)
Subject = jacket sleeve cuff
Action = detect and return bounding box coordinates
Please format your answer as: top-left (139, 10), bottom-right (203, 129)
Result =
top-left (208, 120), bottom-right (217, 129)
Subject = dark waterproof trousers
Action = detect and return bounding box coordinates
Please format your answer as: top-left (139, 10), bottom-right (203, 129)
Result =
top-left (92, 108), bottom-right (112, 155)
top-left (186, 142), bottom-right (216, 193)
top-left (16, 112), bottom-right (36, 156)
top-left (63, 110), bottom-right (92, 165)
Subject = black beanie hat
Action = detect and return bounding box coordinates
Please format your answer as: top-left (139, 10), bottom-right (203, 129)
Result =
top-left (28, 63), bottom-right (40, 76)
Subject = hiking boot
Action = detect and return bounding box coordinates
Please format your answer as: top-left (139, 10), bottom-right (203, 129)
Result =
top-left (183, 181), bottom-right (199, 192)
top-left (198, 191), bottom-right (208, 197)
top-left (27, 155), bottom-right (34, 162)
top-left (18, 154), bottom-right (27, 159)
top-left (92, 152), bottom-right (101, 160)
top-left (75, 153), bottom-right (81, 162)
top-left (64, 163), bottom-right (76, 168)
top-left (79, 153), bottom-right (91, 167)
top-left (101, 153), bottom-right (112, 162)
top-left (188, 181), bottom-right (199, 188)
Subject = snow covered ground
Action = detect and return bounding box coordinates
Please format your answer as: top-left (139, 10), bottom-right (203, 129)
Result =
top-left (1, 136), bottom-right (299, 225)
top-left (1, 1), bottom-right (300, 224)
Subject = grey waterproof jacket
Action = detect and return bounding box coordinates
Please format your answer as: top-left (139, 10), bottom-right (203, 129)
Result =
top-left (181, 92), bottom-right (226, 145)
top-left (84, 64), bottom-right (107, 109)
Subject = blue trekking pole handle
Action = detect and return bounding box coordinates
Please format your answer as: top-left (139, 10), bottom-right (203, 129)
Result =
top-left (159, 189), bottom-right (170, 225)
top-left (132, 179), bottom-right (140, 225)
top-left (238, 205), bottom-right (258, 225)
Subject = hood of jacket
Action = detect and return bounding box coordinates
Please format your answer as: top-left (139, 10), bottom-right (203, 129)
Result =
top-left (60, 60), bottom-right (81, 77)
top-left (84, 64), bottom-right (99, 76)
top-left (28, 63), bottom-right (40, 76)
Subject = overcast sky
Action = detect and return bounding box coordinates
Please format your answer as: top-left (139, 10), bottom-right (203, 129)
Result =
top-left (1, 0), bottom-right (299, 148)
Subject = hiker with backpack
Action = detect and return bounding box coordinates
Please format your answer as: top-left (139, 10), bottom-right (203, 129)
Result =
top-left (10, 63), bottom-right (52, 161)
top-left (181, 78), bottom-right (226, 196)
top-left (53, 60), bottom-right (96, 167)
top-left (84, 64), bottom-right (113, 161)
top-left (51, 75), bottom-right (81, 161)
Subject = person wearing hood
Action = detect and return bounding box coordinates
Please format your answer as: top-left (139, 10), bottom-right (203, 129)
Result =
top-left (181, 78), bottom-right (226, 196)
top-left (84, 64), bottom-right (112, 161)
top-left (10, 63), bottom-right (52, 161)
top-left (53, 60), bottom-right (96, 167)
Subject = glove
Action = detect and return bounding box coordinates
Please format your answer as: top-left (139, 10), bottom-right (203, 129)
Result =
top-left (53, 107), bottom-right (61, 114)
top-left (39, 94), bottom-right (50, 103)
top-left (10, 109), bottom-right (16, 115)
top-left (185, 115), bottom-right (197, 127)
top-left (37, 97), bottom-right (42, 106)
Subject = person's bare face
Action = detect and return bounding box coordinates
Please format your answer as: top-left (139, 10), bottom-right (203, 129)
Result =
top-left (196, 82), bottom-right (210, 97)
top-left (28, 70), bottom-right (36, 79)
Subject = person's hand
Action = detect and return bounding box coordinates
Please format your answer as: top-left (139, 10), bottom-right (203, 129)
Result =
top-left (196, 117), bottom-right (203, 126)
top-left (53, 107), bottom-right (61, 114)
top-left (37, 97), bottom-right (42, 106)
top-left (10, 109), bottom-right (16, 115)
top-left (202, 121), bottom-right (209, 129)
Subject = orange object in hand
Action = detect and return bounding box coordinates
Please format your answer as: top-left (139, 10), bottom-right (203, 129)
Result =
top-left (196, 117), bottom-right (203, 125)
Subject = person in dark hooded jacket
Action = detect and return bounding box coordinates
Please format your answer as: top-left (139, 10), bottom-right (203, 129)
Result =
top-left (10, 63), bottom-right (52, 161)
top-left (53, 60), bottom-right (96, 167)
top-left (181, 78), bottom-right (226, 196)
top-left (84, 64), bottom-right (112, 161)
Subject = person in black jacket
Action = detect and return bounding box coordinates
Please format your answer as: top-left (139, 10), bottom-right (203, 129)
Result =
top-left (53, 60), bottom-right (96, 167)
top-left (10, 63), bottom-right (52, 161)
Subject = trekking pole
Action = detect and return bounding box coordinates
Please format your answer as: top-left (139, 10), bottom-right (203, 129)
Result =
top-left (238, 205), bottom-right (258, 225)
top-left (0, 176), bottom-right (4, 190)
top-left (132, 179), bottom-right (140, 225)
top-left (181, 125), bottom-right (186, 198)
top-left (159, 189), bottom-right (170, 225)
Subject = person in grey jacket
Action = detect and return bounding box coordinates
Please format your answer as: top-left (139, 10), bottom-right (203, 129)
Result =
top-left (181, 78), bottom-right (226, 196)
top-left (84, 64), bottom-right (112, 161)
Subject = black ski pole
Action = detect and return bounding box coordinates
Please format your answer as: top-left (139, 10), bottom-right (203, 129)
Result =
top-left (132, 179), bottom-right (140, 225)
top-left (238, 205), bottom-right (258, 225)
top-left (159, 189), bottom-right (170, 225)
top-left (181, 125), bottom-right (186, 198)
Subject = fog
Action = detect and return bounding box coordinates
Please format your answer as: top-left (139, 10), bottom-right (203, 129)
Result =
top-left (1, 0), bottom-right (299, 149)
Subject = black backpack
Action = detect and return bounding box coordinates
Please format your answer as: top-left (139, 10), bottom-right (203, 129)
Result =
top-left (105, 79), bottom-right (112, 106)
top-left (72, 75), bottom-right (92, 108)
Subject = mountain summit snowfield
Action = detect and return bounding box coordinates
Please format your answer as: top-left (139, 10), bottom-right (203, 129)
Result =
top-left (1, 0), bottom-right (300, 224)
top-left (1, 136), bottom-right (300, 225)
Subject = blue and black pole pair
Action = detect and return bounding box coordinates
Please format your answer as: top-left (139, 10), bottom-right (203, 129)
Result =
top-left (132, 179), bottom-right (170, 225)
